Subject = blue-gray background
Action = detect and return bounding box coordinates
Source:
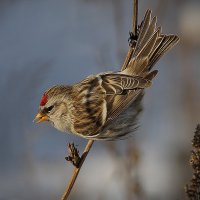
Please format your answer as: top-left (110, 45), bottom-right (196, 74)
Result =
top-left (0, 0), bottom-right (199, 199)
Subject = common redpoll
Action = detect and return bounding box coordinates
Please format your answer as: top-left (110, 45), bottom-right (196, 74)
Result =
top-left (34, 10), bottom-right (179, 140)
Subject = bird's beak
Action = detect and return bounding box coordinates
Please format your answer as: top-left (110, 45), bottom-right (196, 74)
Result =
top-left (34, 112), bottom-right (48, 124)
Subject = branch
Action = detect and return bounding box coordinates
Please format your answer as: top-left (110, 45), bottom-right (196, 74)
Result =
top-left (132, 0), bottom-right (138, 36)
top-left (122, 0), bottom-right (138, 70)
top-left (60, 1), bottom-right (139, 199)
top-left (61, 140), bottom-right (94, 200)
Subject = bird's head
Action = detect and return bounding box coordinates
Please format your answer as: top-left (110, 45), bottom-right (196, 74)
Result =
top-left (34, 86), bottom-right (70, 125)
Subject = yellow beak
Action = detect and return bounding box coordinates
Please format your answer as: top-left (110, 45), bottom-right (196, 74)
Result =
top-left (34, 112), bottom-right (48, 123)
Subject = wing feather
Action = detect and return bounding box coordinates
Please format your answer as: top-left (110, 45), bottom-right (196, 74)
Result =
top-left (104, 89), bottom-right (142, 126)
top-left (100, 73), bottom-right (151, 95)
top-left (99, 73), bottom-right (151, 126)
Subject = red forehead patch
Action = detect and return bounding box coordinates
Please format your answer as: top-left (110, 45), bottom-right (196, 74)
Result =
top-left (40, 93), bottom-right (48, 106)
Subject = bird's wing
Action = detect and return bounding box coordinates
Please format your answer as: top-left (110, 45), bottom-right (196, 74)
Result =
top-left (99, 73), bottom-right (152, 126)
top-left (100, 73), bottom-right (151, 95)
top-left (71, 74), bottom-right (151, 137)
top-left (104, 90), bottom-right (142, 127)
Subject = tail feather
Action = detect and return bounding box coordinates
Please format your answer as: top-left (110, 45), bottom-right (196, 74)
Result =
top-left (148, 35), bottom-right (165, 59)
top-left (148, 35), bottom-right (179, 70)
top-left (124, 28), bottom-right (160, 75)
top-left (137, 27), bottom-right (160, 59)
top-left (125, 57), bottom-right (148, 76)
top-left (122, 9), bottom-right (179, 77)
top-left (134, 9), bottom-right (152, 55)
top-left (135, 17), bottom-right (157, 56)
top-left (141, 16), bottom-right (157, 49)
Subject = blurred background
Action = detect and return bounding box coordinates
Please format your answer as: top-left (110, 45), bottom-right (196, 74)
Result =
top-left (0, 0), bottom-right (199, 199)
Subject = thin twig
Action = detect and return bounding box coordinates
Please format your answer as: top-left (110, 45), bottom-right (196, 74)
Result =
top-left (122, 0), bottom-right (138, 70)
top-left (61, 139), bottom-right (94, 200)
top-left (61, 1), bottom-right (139, 199)
top-left (132, 0), bottom-right (138, 36)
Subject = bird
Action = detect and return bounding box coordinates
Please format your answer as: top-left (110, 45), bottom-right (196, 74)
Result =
top-left (34, 10), bottom-right (179, 140)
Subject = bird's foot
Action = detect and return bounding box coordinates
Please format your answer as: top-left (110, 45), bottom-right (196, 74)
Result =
top-left (128, 22), bottom-right (143, 48)
top-left (65, 143), bottom-right (81, 167)
top-left (128, 31), bottom-right (137, 48)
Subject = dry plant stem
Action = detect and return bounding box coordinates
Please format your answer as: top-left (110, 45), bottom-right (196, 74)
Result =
top-left (185, 124), bottom-right (200, 200)
top-left (132, 0), bottom-right (138, 36)
top-left (122, 0), bottom-right (138, 70)
top-left (61, 1), bottom-right (138, 199)
top-left (122, 48), bottom-right (134, 70)
top-left (61, 139), bottom-right (94, 200)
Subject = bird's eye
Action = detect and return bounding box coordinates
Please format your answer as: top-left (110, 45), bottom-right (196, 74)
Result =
top-left (46, 106), bottom-right (54, 113)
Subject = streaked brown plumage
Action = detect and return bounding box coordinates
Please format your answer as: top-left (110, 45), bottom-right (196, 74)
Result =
top-left (34, 10), bottom-right (179, 140)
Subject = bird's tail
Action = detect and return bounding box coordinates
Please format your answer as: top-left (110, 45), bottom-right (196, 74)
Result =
top-left (122, 10), bottom-right (179, 79)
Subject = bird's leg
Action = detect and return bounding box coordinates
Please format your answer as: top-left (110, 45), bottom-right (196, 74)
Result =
top-left (128, 21), bottom-right (143, 48)
top-left (65, 143), bottom-right (81, 167)
top-left (128, 31), bottom-right (137, 48)
top-left (122, 27), bottom-right (139, 70)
